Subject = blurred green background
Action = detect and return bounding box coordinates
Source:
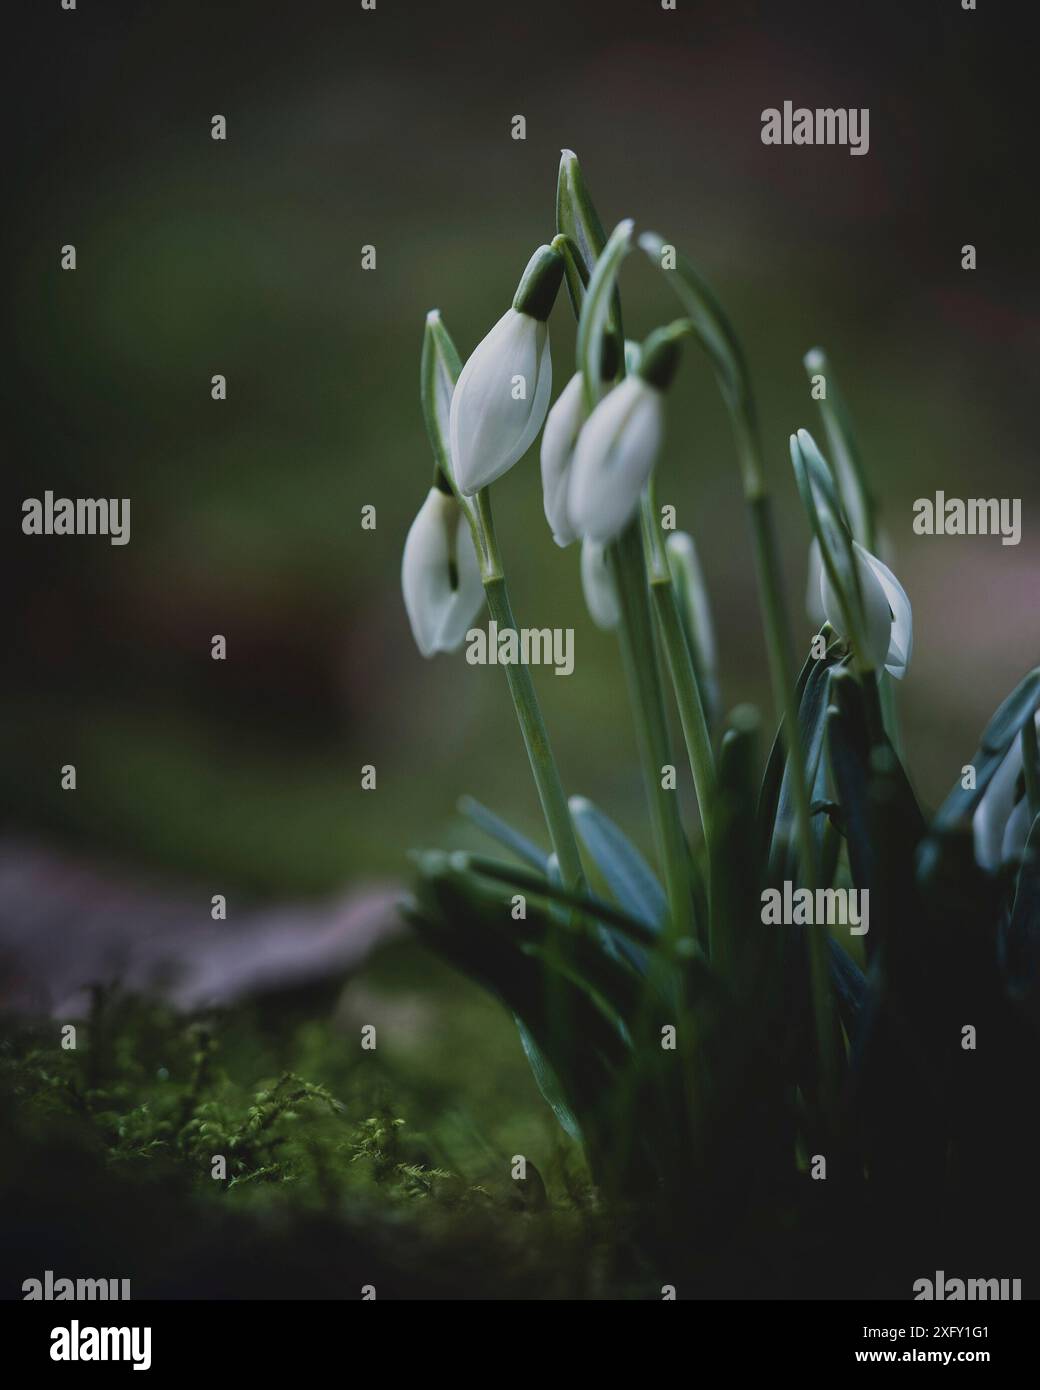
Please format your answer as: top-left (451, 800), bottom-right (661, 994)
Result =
top-left (7, 0), bottom-right (1038, 898)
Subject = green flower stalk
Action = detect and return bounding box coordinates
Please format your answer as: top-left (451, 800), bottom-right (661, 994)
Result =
top-left (639, 229), bottom-right (839, 1097)
top-left (557, 172), bottom-right (700, 944)
top-left (409, 304), bottom-right (585, 893)
top-left (400, 151), bottom-right (1040, 1272)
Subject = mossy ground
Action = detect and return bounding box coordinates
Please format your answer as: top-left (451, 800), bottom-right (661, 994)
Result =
top-left (1, 940), bottom-right (631, 1299)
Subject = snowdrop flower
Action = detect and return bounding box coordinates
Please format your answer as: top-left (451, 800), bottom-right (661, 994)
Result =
top-left (580, 537), bottom-right (620, 631)
top-left (807, 530), bottom-right (897, 632)
top-left (567, 323), bottom-right (684, 544)
top-left (541, 373), bottom-right (587, 547)
top-left (820, 539), bottom-right (913, 679)
top-left (541, 338), bottom-right (622, 546)
top-left (401, 486), bottom-right (484, 657)
top-left (972, 713), bottom-right (1040, 871)
top-left (449, 244), bottom-right (563, 496)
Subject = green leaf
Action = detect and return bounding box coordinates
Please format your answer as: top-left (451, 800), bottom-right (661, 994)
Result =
top-left (569, 795), bottom-right (666, 929)
top-left (407, 900), bottom-right (629, 1170)
top-left (828, 936), bottom-right (866, 1034)
top-left (406, 863), bottom-right (668, 1181)
top-left (457, 795), bottom-right (548, 872)
top-left (638, 231), bottom-right (755, 427)
top-left (770, 655), bottom-right (836, 882)
top-left (515, 1018), bottom-right (583, 1142)
top-left (576, 219), bottom-right (633, 412)
top-left (929, 667), bottom-right (1040, 836)
top-left (790, 430), bottom-right (870, 667)
top-left (555, 150), bottom-right (617, 327)
top-left (420, 310), bottom-right (461, 485)
top-left (758, 626), bottom-right (842, 858)
top-left (442, 851), bottom-right (658, 950)
top-left (709, 706), bottom-right (763, 980)
top-left (1006, 813), bottom-right (1040, 1002)
top-left (803, 347), bottom-right (876, 548)
top-left (825, 669), bottom-right (876, 896)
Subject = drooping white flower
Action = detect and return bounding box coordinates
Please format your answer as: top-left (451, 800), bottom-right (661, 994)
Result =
top-left (580, 537), bottom-right (620, 631)
top-left (807, 531), bottom-right (898, 633)
top-left (401, 487), bottom-right (484, 657)
top-left (540, 373), bottom-right (587, 547)
top-left (567, 375), bottom-right (664, 543)
top-left (449, 245), bottom-right (563, 496)
top-left (566, 323), bottom-right (684, 545)
top-left (820, 539), bottom-right (913, 679)
top-left (972, 713), bottom-right (1040, 871)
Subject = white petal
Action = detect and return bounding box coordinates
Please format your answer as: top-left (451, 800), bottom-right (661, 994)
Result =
top-left (580, 537), bottom-right (620, 631)
top-left (540, 373), bottom-right (586, 547)
top-left (449, 309), bottom-right (551, 495)
top-left (860, 546), bottom-right (913, 679)
top-left (401, 489), bottom-right (484, 657)
top-left (819, 539), bottom-right (909, 675)
top-left (567, 376), bottom-right (663, 543)
top-left (436, 509), bottom-right (485, 651)
top-left (820, 540), bottom-right (890, 669)
top-left (973, 711), bottom-right (1040, 870)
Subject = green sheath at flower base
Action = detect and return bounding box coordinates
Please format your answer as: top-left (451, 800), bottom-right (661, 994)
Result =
top-left (420, 310), bottom-right (463, 489)
top-left (511, 244), bottom-right (565, 322)
top-left (568, 320), bottom-right (690, 546)
top-left (635, 319), bottom-right (693, 390)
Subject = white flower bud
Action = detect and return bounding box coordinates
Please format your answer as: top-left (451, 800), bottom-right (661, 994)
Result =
top-left (540, 373), bottom-right (587, 547)
top-left (580, 537), bottom-right (620, 631)
top-left (449, 245), bottom-right (563, 496)
top-left (820, 540), bottom-right (912, 679)
top-left (401, 487), bottom-right (483, 656)
top-left (566, 375), bottom-right (664, 543)
top-left (449, 309), bottom-right (551, 495)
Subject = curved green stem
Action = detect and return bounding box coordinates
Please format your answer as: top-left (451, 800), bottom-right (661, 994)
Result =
top-left (609, 522), bottom-right (694, 946)
top-left (473, 490), bottom-right (585, 893)
top-left (642, 492), bottom-right (716, 860)
top-left (747, 483), bottom-right (838, 1102)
